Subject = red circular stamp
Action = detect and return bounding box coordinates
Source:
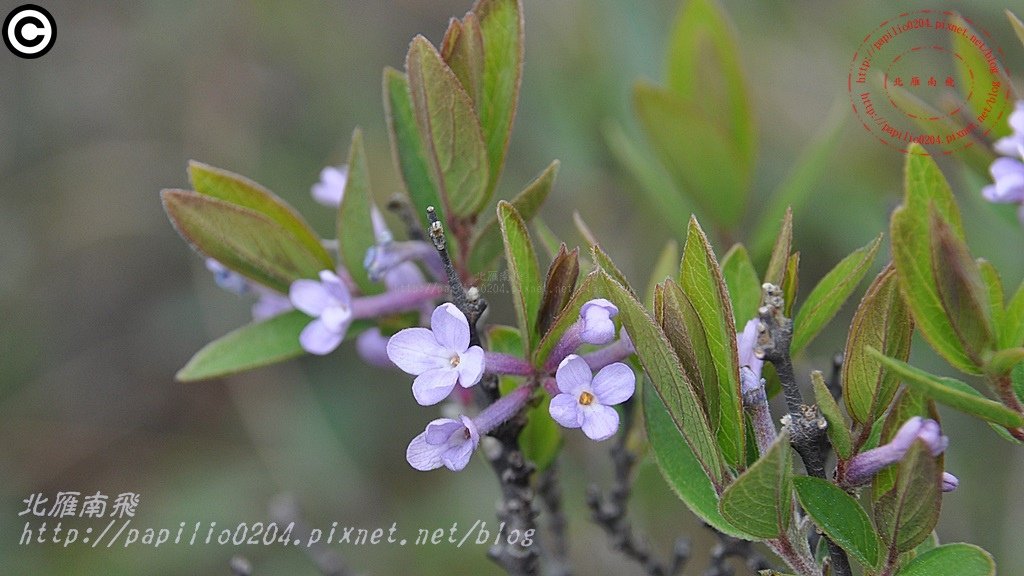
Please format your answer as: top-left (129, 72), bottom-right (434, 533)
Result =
top-left (848, 10), bottom-right (1014, 155)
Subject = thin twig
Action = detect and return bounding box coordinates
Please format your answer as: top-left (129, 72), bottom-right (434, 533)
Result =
top-left (387, 194), bottom-right (425, 242)
top-left (757, 284), bottom-right (852, 576)
top-left (587, 397), bottom-right (690, 576)
top-left (537, 461), bottom-right (571, 576)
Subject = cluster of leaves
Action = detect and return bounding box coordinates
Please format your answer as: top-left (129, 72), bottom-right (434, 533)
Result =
top-left (157, 1), bottom-right (1024, 575)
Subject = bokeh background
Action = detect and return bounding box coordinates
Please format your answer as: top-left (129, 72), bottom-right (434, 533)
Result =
top-left (2, 0), bottom-right (1022, 574)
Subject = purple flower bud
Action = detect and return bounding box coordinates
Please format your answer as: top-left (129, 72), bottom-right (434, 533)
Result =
top-left (737, 319), bottom-right (765, 394)
top-left (843, 417), bottom-right (951, 488)
top-left (549, 355), bottom-right (635, 441)
top-left (942, 471), bottom-right (959, 492)
top-left (579, 298), bottom-right (618, 345)
top-left (289, 270), bottom-right (354, 355)
top-left (311, 165), bottom-right (348, 207)
top-left (387, 303), bottom-right (485, 406)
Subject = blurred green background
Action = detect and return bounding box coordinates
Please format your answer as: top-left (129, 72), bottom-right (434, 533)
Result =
top-left (2, 0), bottom-right (1022, 574)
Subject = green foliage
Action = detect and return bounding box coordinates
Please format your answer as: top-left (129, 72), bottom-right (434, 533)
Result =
top-left (720, 243), bottom-right (761, 323)
top-left (812, 371), bottom-right (851, 459)
top-left (497, 201), bottom-right (542, 355)
top-left (162, 190), bottom-right (326, 294)
top-left (678, 217), bottom-right (744, 468)
top-left (791, 233), bottom-right (881, 354)
top-left (719, 431), bottom-right (792, 539)
top-left (874, 442), bottom-right (943, 555)
top-left (177, 311), bottom-right (315, 381)
top-left (794, 476), bottom-right (879, 567)
top-left (896, 543), bottom-right (995, 576)
top-left (843, 265), bottom-right (914, 427)
top-left (337, 129), bottom-right (382, 295)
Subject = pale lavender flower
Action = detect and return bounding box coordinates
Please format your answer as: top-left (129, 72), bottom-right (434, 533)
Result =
top-left (844, 417), bottom-right (957, 491)
top-left (251, 290), bottom-right (294, 321)
top-left (549, 354), bottom-right (635, 441)
top-left (205, 258), bottom-right (250, 295)
top-left (737, 318), bottom-right (764, 394)
top-left (406, 385), bottom-right (532, 471)
top-left (406, 416), bottom-right (480, 471)
top-left (289, 270), bottom-right (353, 355)
top-left (982, 156), bottom-right (1024, 218)
top-left (992, 100), bottom-right (1024, 157)
top-left (311, 165), bottom-right (348, 207)
top-left (545, 298), bottom-right (620, 370)
top-left (387, 303), bottom-right (485, 406)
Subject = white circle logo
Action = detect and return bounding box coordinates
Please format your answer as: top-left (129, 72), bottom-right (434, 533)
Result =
top-left (4, 5), bottom-right (56, 59)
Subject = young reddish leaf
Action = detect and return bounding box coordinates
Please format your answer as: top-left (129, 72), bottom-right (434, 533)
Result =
top-left (383, 67), bottom-right (443, 231)
top-left (536, 244), bottom-right (579, 337)
top-left (337, 129), bottom-right (382, 295)
top-left (719, 431), bottom-right (792, 539)
top-left (162, 190), bottom-right (326, 294)
top-left (406, 35), bottom-right (489, 217)
top-left (440, 14), bottom-right (484, 106)
top-left (187, 162), bottom-right (333, 271)
top-left (679, 216), bottom-right (745, 468)
top-left (532, 271), bottom-right (601, 368)
top-left (843, 265), bottom-right (914, 427)
top-left (791, 234), bottom-right (882, 354)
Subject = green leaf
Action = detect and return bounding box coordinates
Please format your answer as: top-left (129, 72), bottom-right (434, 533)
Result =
top-left (867, 348), bottom-right (1024, 428)
top-left (470, 160), bottom-right (558, 273)
top-left (599, 270), bottom-right (727, 487)
top-left (782, 252), bottom-right (799, 318)
top-left (875, 442), bottom-right (942, 554)
top-left (440, 14), bottom-right (484, 106)
top-left (162, 190), bottom-right (326, 294)
top-left (812, 371), bottom-right (851, 459)
top-left (383, 67), bottom-right (443, 231)
top-left (950, 13), bottom-right (1013, 140)
top-left (679, 217), bottom-right (745, 468)
top-left (897, 543), bottom-right (995, 576)
top-left (1002, 279), bottom-right (1024, 349)
top-left (646, 240), bottom-right (679, 309)
top-left (929, 210), bottom-right (994, 362)
top-left (977, 260), bottom-right (1006, 349)
top-left (794, 476), bottom-right (879, 567)
top-left (536, 244), bottom-right (579, 338)
top-left (177, 312), bottom-right (368, 381)
top-left (763, 207), bottom-right (792, 288)
top-left (720, 243), bottom-right (761, 323)
top-left (843, 265), bottom-right (914, 426)
top-left (1010, 10), bottom-right (1024, 50)
top-left (892, 146), bottom-right (979, 373)
top-left (406, 36), bottom-right (490, 217)
top-left (337, 129), bottom-right (381, 295)
top-left (749, 104), bottom-right (846, 259)
top-left (497, 201), bottom-right (542, 355)
top-left (474, 0), bottom-right (523, 197)
top-left (986, 348), bottom-right (1024, 377)
top-left (187, 162), bottom-right (332, 270)
top-left (603, 121), bottom-right (690, 239)
top-left (643, 381), bottom-right (752, 538)
top-left (657, 280), bottom-right (711, 417)
top-left (633, 82), bottom-right (748, 228)
top-left (792, 234), bottom-right (882, 355)
top-left (719, 431), bottom-right (792, 539)
top-left (491, 325), bottom-right (562, 471)
top-left (666, 0), bottom-right (755, 186)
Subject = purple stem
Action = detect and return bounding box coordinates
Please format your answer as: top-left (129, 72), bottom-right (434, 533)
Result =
top-left (743, 384), bottom-right (777, 456)
top-left (484, 352), bottom-right (534, 376)
top-left (545, 321), bottom-right (583, 372)
top-left (581, 334), bottom-right (635, 371)
top-left (474, 385), bottom-right (533, 435)
top-left (350, 283), bottom-right (445, 319)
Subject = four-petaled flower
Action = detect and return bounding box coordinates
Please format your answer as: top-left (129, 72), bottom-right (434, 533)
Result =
top-left (289, 270), bottom-right (354, 355)
top-left (549, 354), bottom-right (635, 441)
top-left (387, 303), bottom-right (485, 406)
top-left (406, 416), bottom-right (480, 471)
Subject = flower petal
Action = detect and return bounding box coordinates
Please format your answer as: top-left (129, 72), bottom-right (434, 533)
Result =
top-left (251, 291), bottom-right (293, 321)
top-left (320, 305), bottom-right (353, 333)
top-left (406, 432), bottom-right (447, 471)
top-left (290, 279), bottom-right (333, 317)
top-left (299, 319), bottom-right (344, 355)
top-left (387, 327), bottom-right (450, 375)
top-left (424, 417), bottom-right (464, 445)
top-left (311, 166), bottom-right (348, 207)
top-left (456, 346), bottom-right (485, 388)
top-left (591, 362), bottom-right (636, 406)
top-left (431, 303), bottom-right (471, 351)
top-left (549, 394), bottom-right (582, 428)
top-left (319, 270), bottom-right (351, 306)
top-left (581, 404), bottom-right (620, 441)
top-left (356, 328), bottom-right (394, 368)
top-left (411, 369), bottom-right (460, 406)
top-left (555, 354), bottom-right (592, 395)
top-left (580, 298), bottom-right (618, 344)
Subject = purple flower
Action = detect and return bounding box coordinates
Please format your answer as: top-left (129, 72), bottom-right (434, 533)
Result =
top-left (549, 354), bottom-right (635, 441)
top-left (982, 157), bottom-right (1024, 204)
top-left (992, 100), bottom-right (1024, 157)
top-left (205, 259), bottom-right (250, 295)
top-left (406, 416), bottom-right (480, 471)
top-left (289, 270), bottom-right (354, 355)
top-left (942, 472), bottom-right (959, 492)
top-left (387, 303), bottom-right (485, 406)
top-left (843, 417), bottom-right (953, 488)
top-left (311, 165), bottom-right (348, 207)
top-left (737, 318), bottom-right (764, 394)
top-left (251, 291), bottom-right (294, 321)
top-left (580, 298), bottom-right (619, 344)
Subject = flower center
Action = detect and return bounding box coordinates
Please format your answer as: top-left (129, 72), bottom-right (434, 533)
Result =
top-left (578, 391), bottom-right (595, 406)
top-left (449, 354), bottom-right (461, 368)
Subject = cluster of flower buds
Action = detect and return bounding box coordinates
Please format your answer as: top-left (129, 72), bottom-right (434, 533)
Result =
top-left (984, 100), bottom-right (1024, 223)
top-left (388, 298), bottom-right (637, 471)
